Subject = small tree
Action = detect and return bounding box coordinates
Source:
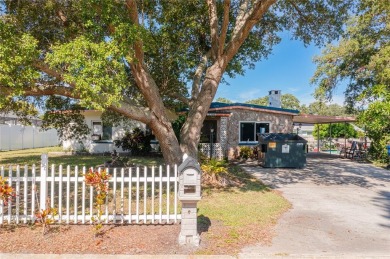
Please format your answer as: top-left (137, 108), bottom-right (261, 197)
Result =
top-left (84, 168), bottom-right (111, 236)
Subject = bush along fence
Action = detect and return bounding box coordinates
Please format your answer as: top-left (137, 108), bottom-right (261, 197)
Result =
top-left (0, 154), bottom-right (181, 226)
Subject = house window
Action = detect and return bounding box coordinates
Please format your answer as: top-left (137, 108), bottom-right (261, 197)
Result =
top-left (92, 121), bottom-right (112, 140)
top-left (240, 122), bottom-right (270, 143)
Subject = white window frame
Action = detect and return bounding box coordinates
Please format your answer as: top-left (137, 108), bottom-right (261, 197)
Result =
top-left (91, 121), bottom-right (103, 136)
top-left (239, 121), bottom-right (271, 143)
top-left (91, 120), bottom-right (114, 141)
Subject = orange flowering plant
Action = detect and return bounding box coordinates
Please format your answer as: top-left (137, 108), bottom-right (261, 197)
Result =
top-left (0, 176), bottom-right (14, 206)
top-left (84, 168), bottom-right (111, 235)
top-left (35, 200), bottom-right (58, 235)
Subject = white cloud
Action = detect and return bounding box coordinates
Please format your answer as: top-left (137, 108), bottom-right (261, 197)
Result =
top-left (286, 87), bottom-right (300, 93)
top-left (237, 88), bottom-right (263, 102)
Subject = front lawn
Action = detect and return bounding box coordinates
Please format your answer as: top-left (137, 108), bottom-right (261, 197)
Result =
top-left (0, 147), bottom-right (163, 168)
top-left (197, 165), bottom-right (290, 254)
top-left (0, 147), bottom-right (290, 255)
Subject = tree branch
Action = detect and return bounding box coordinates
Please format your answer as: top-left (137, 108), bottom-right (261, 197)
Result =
top-left (167, 92), bottom-right (190, 105)
top-left (125, 0), bottom-right (144, 64)
top-left (23, 85), bottom-right (77, 98)
top-left (32, 61), bottom-right (81, 93)
top-left (225, 0), bottom-right (276, 62)
top-left (219, 0), bottom-right (231, 53)
top-left (191, 52), bottom-right (210, 102)
top-left (109, 101), bottom-right (152, 124)
top-left (231, 0), bottom-right (250, 39)
top-left (0, 82), bottom-right (153, 124)
top-left (207, 0), bottom-right (219, 60)
top-left (286, 0), bottom-right (310, 23)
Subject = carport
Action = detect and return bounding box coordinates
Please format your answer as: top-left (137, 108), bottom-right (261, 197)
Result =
top-left (293, 114), bottom-right (358, 155)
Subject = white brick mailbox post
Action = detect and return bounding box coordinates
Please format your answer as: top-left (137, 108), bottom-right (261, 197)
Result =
top-left (178, 155), bottom-right (202, 246)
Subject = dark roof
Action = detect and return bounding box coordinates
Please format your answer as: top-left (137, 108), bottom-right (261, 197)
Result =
top-left (209, 102), bottom-right (300, 114)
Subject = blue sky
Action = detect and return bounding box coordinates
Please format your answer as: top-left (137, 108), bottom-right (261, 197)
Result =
top-left (215, 33), bottom-right (346, 106)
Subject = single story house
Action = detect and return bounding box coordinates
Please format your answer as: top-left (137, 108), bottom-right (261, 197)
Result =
top-left (199, 102), bottom-right (299, 159)
top-left (62, 110), bottom-right (145, 153)
top-left (63, 90), bottom-right (300, 158)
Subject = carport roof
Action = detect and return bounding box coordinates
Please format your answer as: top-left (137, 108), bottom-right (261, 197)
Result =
top-left (293, 114), bottom-right (356, 124)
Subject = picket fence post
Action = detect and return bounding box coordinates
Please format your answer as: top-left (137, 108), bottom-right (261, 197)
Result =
top-left (40, 154), bottom-right (48, 211)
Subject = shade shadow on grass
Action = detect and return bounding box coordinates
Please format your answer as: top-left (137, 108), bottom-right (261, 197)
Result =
top-left (1, 153), bottom-right (164, 169)
top-left (197, 214), bottom-right (211, 234)
top-left (225, 164), bottom-right (270, 193)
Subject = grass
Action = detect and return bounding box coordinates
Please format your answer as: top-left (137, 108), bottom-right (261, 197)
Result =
top-left (1, 147), bottom-right (291, 255)
top-left (0, 146), bottom-right (164, 168)
top-left (199, 188), bottom-right (289, 227)
top-left (196, 165), bottom-right (291, 254)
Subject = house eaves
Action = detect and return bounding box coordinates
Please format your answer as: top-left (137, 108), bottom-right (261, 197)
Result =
top-left (293, 114), bottom-right (356, 124)
top-left (208, 102), bottom-right (300, 116)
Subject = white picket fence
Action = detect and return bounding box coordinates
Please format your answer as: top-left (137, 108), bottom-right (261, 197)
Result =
top-left (0, 155), bottom-right (181, 225)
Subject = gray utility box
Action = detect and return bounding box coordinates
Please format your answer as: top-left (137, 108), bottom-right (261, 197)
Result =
top-left (258, 133), bottom-right (308, 168)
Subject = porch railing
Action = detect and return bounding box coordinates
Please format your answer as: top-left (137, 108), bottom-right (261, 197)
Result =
top-left (199, 143), bottom-right (224, 160)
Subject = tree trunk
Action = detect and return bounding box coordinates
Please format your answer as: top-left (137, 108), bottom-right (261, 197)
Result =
top-left (180, 63), bottom-right (224, 158)
top-left (149, 118), bottom-right (182, 165)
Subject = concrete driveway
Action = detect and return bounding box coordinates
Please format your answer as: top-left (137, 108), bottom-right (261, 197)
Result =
top-left (240, 153), bottom-right (390, 257)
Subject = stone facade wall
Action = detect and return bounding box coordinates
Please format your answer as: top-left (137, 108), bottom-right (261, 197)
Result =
top-left (220, 117), bottom-right (228, 147)
top-left (224, 109), bottom-right (294, 159)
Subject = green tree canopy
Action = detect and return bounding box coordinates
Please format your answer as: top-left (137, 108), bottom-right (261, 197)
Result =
top-left (312, 0), bottom-right (389, 161)
top-left (0, 0), bottom-right (355, 163)
top-left (313, 123), bottom-right (358, 140)
top-left (246, 93), bottom-right (301, 110)
top-left (215, 97), bottom-right (233, 104)
top-left (304, 101), bottom-right (349, 116)
top-left (246, 96), bottom-right (268, 106)
top-left (281, 94), bottom-right (300, 110)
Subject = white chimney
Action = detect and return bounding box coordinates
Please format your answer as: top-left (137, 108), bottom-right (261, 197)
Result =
top-left (268, 90), bottom-right (281, 108)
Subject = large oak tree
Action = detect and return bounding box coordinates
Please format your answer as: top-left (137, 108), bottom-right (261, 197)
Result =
top-left (0, 0), bottom-right (354, 164)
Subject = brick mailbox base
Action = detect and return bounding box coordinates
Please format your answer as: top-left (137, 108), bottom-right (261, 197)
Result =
top-left (178, 201), bottom-right (200, 246)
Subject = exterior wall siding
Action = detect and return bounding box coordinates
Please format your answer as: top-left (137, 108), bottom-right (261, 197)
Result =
top-left (63, 110), bottom-right (145, 153)
top-left (224, 109), bottom-right (294, 159)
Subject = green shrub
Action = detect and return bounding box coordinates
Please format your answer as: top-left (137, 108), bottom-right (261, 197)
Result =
top-left (197, 150), bottom-right (209, 163)
top-left (239, 146), bottom-right (253, 160)
top-left (114, 128), bottom-right (152, 155)
top-left (201, 159), bottom-right (228, 175)
top-left (201, 159), bottom-right (230, 187)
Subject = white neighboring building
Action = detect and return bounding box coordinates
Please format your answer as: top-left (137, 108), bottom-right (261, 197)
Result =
top-left (0, 113), bottom-right (59, 151)
top-left (62, 110), bottom-right (145, 153)
top-left (293, 123), bottom-right (316, 150)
